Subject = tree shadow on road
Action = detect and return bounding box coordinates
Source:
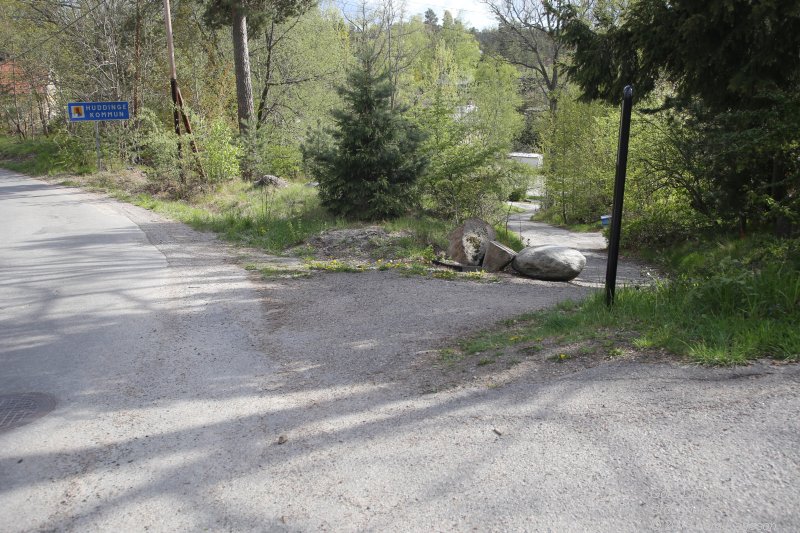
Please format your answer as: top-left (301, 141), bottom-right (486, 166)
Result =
top-left (2, 204), bottom-right (797, 531)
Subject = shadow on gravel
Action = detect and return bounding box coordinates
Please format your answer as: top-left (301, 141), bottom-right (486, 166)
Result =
top-left (4, 255), bottom-right (800, 531)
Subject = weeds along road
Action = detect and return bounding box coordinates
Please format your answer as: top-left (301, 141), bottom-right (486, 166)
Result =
top-left (1, 169), bottom-right (799, 532)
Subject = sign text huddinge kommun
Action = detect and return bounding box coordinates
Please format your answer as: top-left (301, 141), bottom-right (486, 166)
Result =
top-left (68, 102), bottom-right (129, 122)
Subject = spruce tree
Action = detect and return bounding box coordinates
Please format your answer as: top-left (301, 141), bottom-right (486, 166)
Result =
top-left (303, 53), bottom-right (427, 220)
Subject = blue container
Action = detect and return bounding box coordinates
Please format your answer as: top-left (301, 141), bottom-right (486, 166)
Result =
top-left (600, 215), bottom-right (611, 227)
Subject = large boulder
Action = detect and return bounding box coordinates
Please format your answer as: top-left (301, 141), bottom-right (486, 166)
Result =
top-left (254, 174), bottom-right (289, 188)
top-left (482, 240), bottom-right (516, 272)
top-left (512, 245), bottom-right (586, 281)
top-left (447, 218), bottom-right (496, 266)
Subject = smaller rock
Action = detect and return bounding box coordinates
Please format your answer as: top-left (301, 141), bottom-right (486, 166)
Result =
top-left (482, 241), bottom-right (516, 272)
top-left (447, 218), bottom-right (496, 266)
top-left (254, 174), bottom-right (289, 188)
top-left (512, 245), bottom-right (586, 281)
top-left (276, 435), bottom-right (288, 445)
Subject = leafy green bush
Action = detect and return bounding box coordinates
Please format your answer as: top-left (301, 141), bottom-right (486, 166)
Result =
top-left (411, 50), bottom-right (526, 223)
top-left (263, 144), bottom-right (302, 179)
top-left (135, 109), bottom-right (183, 188)
top-left (53, 129), bottom-right (97, 174)
top-left (619, 204), bottom-right (713, 250)
top-left (133, 109), bottom-right (241, 193)
top-left (195, 117), bottom-right (241, 183)
top-left (538, 90), bottom-right (616, 225)
top-left (507, 188), bottom-right (526, 202)
top-left (240, 122), bottom-right (303, 180)
top-left (0, 131), bottom-right (97, 175)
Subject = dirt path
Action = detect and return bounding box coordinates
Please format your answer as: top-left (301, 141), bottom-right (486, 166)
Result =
top-left (3, 173), bottom-right (798, 532)
top-left (505, 201), bottom-right (654, 286)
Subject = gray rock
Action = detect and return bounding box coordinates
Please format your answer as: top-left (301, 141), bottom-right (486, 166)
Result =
top-left (512, 245), bottom-right (586, 281)
top-left (254, 174), bottom-right (289, 188)
top-left (482, 241), bottom-right (516, 272)
top-left (447, 218), bottom-right (497, 266)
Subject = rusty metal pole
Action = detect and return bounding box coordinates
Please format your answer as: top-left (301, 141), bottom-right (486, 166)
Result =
top-left (605, 85), bottom-right (633, 307)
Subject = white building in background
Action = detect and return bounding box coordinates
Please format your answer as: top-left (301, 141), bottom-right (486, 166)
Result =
top-left (509, 152), bottom-right (543, 168)
top-left (509, 152), bottom-right (545, 198)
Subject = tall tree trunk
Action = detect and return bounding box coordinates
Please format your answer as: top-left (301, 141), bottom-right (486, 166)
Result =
top-left (256, 21), bottom-right (275, 126)
top-left (232, 7), bottom-right (254, 135)
top-left (549, 61), bottom-right (559, 113)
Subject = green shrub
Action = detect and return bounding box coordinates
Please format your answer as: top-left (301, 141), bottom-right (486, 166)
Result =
top-left (508, 188), bottom-right (526, 202)
top-left (195, 117), bottom-right (241, 183)
top-left (53, 129), bottom-right (96, 174)
top-left (619, 205), bottom-right (713, 250)
top-left (135, 109), bottom-right (183, 187)
top-left (239, 122), bottom-right (303, 180)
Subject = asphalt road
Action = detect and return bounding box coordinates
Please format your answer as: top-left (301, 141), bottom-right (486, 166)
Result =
top-left (1, 170), bottom-right (799, 532)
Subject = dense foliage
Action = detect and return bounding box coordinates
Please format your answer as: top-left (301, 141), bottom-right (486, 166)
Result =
top-left (560, 0), bottom-right (800, 237)
top-left (4, 0), bottom-right (795, 242)
top-left (1, 1), bottom-right (530, 222)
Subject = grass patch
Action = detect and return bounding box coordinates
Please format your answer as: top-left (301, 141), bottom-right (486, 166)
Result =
top-left (638, 233), bottom-right (800, 274)
top-left (382, 216), bottom-right (449, 259)
top-left (397, 262), bottom-right (430, 277)
top-left (439, 348), bottom-right (461, 365)
top-left (455, 234), bottom-right (800, 366)
top-left (431, 269), bottom-right (459, 280)
top-left (564, 222), bottom-right (598, 233)
top-left (505, 204), bottom-right (527, 214)
top-left (0, 135), bottom-right (95, 175)
top-left (465, 270), bottom-right (498, 282)
top-left (494, 225), bottom-right (525, 251)
top-left (530, 208), bottom-right (602, 233)
top-left (376, 259), bottom-right (498, 281)
top-left (547, 353), bottom-right (572, 363)
top-left (244, 263), bottom-right (310, 279)
top-left (306, 259), bottom-right (366, 273)
top-left (121, 181), bottom-right (343, 254)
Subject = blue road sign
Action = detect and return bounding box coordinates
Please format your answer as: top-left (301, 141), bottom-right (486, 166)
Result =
top-left (68, 101), bottom-right (129, 121)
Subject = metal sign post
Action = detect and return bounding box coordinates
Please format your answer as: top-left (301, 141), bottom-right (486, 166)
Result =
top-left (94, 121), bottom-right (102, 171)
top-left (67, 101), bottom-right (130, 172)
top-left (605, 85), bottom-right (634, 307)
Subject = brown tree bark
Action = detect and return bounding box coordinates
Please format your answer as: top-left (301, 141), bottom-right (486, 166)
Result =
top-left (256, 21), bottom-right (275, 126)
top-left (231, 7), bottom-right (254, 135)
